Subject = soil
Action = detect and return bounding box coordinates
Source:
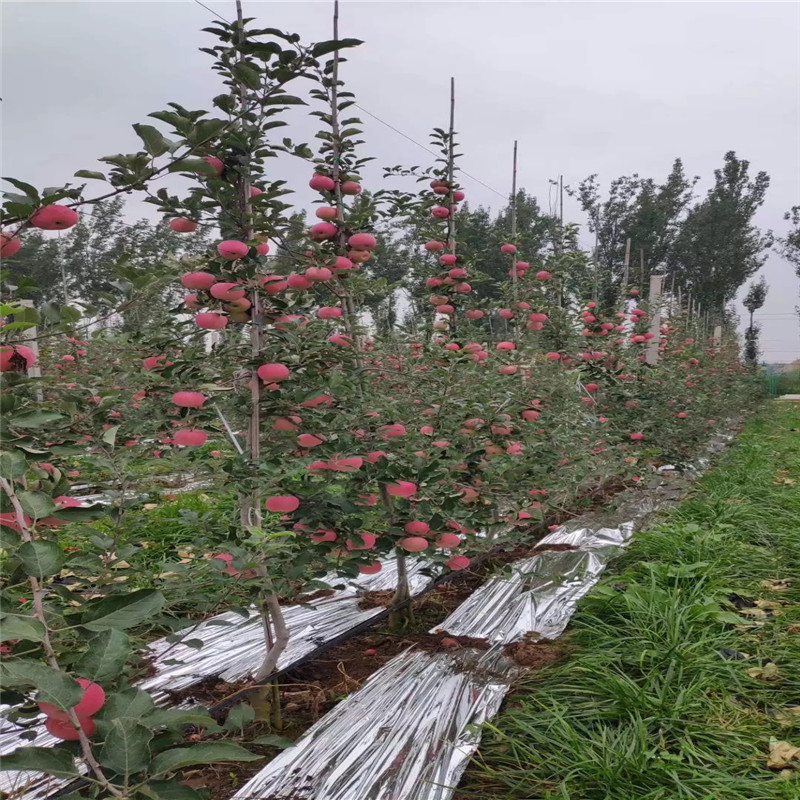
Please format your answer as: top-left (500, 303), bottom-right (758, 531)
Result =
top-left (357, 589), bottom-right (395, 610)
top-left (531, 542), bottom-right (579, 553)
top-left (163, 675), bottom-right (250, 709)
top-left (168, 475), bottom-right (637, 798)
top-left (503, 633), bottom-right (566, 668)
top-left (287, 588), bottom-right (336, 605)
top-left (499, 540), bottom-right (580, 561)
top-left (131, 652), bottom-right (159, 681)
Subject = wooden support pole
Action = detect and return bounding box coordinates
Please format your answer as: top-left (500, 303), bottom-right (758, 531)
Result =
top-left (645, 274), bottom-right (665, 365)
top-left (19, 299), bottom-right (43, 402)
top-left (713, 324), bottom-right (722, 352)
top-left (622, 237), bottom-right (631, 291)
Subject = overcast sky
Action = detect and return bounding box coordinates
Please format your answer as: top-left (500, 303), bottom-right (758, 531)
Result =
top-left (3, 1), bottom-right (799, 361)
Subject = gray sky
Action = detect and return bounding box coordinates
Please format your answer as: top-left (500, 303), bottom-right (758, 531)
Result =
top-left (3, 1), bottom-right (799, 361)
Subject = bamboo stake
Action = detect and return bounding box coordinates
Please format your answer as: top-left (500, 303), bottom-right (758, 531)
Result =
top-left (639, 247), bottom-right (645, 292)
top-left (592, 222), bottom-right (599, 304)
top-left (19, 299), bottom-right (43, 402)
top-left (622, 237), bottom-right (631, 291)
top-left (645, 274), bottom-right (664, 365)
top-left (234, 0), bottom-right (289, 685)
top-left (446, 77), bottom-right (456, 335)
top-left (510, 140), bottom-right (520, 346)
top-left (668, 271), bottom-right (676, 317)
top-left (329, 0), bottom-right (362, 354)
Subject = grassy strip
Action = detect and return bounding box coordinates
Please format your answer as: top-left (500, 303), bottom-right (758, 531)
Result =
top-left (459, 402), bottom-right (800, 800)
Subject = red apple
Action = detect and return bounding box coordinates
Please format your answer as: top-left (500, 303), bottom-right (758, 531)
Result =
top-left (172, 391), bottom-right (206, 408)
top-left (216, 240), bottom-right (249, 260)
top-left (309, 222), bottom-right (337, 240)
top-left (38, 678), bottom-right (105, 718)
top-left (0, 232), bottom-right (22, 257)
top-left (195, 312), bottom-right (227, 329)
top-left (265, 495), bottom-right (300, 513)
top-left (309, 174), bottom-right (336, 192)
top-left (0, 345), bottom-right (36, 372)
top-left (348, 233), bottom-right (377, 250)
top-left (45, 715), bottom-right (95, 741)
top-left (181, 271), bottom-right (216, 290)
top-left (173, 429), bottom-right (208, 446)
top-left (257, 363), bottom-right (290, 382)
top-left (169, 218), bottom-right (198, 233)
top-left (401, 537), bottom-right (429, 552)
top-left (30, 205), bottom-right (79, 231)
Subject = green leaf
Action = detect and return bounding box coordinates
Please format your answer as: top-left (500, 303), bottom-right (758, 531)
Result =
top-left (264, 94), bottom-right (306, 106)
top-left (132, 124), bottom-right (171, 157)
top-left (192, 119), bottom-right (228, 143)
top-left (81, 589), bottom-right (165, 631)
top-left (0, 746), bottom-right (78, 777)
top-left (74, 629), bottom-right (131, 683)
top-left (2, 177), bottom-right (40, 200)
top-left (168, 157), bottom-right (217, 175)
top-left (17, 540), bottom-right (65, 576)
top-left (74, 170), bottom-right (107, 181)
top-left (149, 742), bottom-right (260, 776)
top-left (102, 425), bottom-right (120, 446)
top-left (714, 611), bottom-right (746, 625)
top-left (99, 718), bottom-right (153, 776)
top-left (0, 450), bottom-right (28, 479)
top-left (231, 61), bottom-right (262, 90)
top-left (145, 708), bottom-right (220, 732)
top-left (9, 411), bottom-right (63, 429)
top-left (100, 688), bottom-right (156, 722)
top-left (51, 504), bottom-right (106, 523)
top-left (311, 38), bottom-right (363, 58)
top-left (0, 661), bottom-right (82, 709)
top-left (0, 613), bottom-right (46, 642)
top-left (141, 781), bottom-right (204, 800)
top-left (3, 201), bottom-right (35, 218)
top-left (18, 491), bottom-right (57, 520)
top-left (222, 702), bottom-right (255, 731)
top-left (0, 321), bottom-right (36, 332)
top-left (0, 526), bottom-right (20, 547)
top-left (252, 734), bottom-right (295, 749)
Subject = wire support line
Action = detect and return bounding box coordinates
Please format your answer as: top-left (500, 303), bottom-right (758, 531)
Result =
top-left (354, 103), bottom-right (507, 200)
top-left (193, 0), bottom-right (231, 24)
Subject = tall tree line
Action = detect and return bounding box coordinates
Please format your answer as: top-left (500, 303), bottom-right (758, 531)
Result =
top-left (570, 151), bottom-right (772, 316)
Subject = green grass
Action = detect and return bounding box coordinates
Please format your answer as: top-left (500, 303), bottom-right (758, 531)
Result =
top-left (460, 401), bottom-right (800, 800)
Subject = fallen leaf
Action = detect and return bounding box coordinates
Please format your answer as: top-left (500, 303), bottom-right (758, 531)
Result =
top-left (748, 662), bottom-right (780, 681)
top-left (773, 478), bottom-right (796, 486)
top-left (740, 607), bottom-right (769, 618)
top-left (773, 707), bottom-right (800, 727)
top-left (755, 599), bottom-right (785, 610)
top-left (762, 579), bottom-right (792, 591)
top-left (767, 738), bottom-right (800, 769)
